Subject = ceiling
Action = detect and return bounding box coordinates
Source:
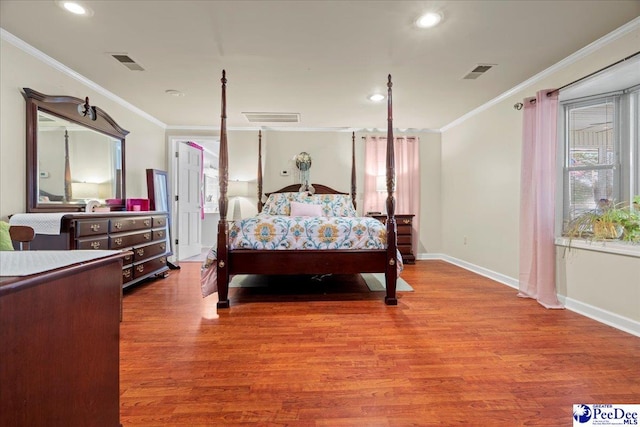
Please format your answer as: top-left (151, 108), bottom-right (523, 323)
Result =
top-left (1, 1), bottom-right (639, 131)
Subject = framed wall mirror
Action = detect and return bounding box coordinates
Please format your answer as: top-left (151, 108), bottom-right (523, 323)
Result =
top-left (24, 88), bottom-right (129, 213)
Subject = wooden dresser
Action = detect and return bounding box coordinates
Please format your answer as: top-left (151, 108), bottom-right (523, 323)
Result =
top-left (0, 251), bottom-right (125, 426)
top-left (30, 211), bottom-right (171, 288)
top-left (369, 214), bottom-right (416, 264)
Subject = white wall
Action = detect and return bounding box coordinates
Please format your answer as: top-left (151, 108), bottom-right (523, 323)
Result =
top-left (441, 26), bottom-right (640, 328)
top-left (0, 38), bottom-right (166, 220)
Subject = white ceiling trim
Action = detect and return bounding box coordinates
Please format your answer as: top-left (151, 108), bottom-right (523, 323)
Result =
top-left (0, 27), bottom-right (167, 129)
top-left (5, 14), bottom-right (639, 135)
top-left (440, 17), bottom-right (640, 133)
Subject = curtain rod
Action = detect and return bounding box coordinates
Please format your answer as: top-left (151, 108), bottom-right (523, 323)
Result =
top-left (546, 50), bottom-right (639, 97)
top-left (514, 50), bottom-right (640, 110)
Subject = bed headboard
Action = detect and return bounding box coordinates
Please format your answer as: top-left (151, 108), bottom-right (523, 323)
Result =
top-left (265, 184), bottom-right (348, 197)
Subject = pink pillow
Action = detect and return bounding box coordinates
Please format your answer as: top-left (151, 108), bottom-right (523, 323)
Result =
top-left (290, 201), bottom-right (322, 217)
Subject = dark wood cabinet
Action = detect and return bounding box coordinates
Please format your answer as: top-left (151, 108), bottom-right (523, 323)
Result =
top-left (30, 212), bottom-right (171, 288)
top-left (0, 252), bottom-right (125, 426)
top-left (369, 214), bottom-right (415, 264)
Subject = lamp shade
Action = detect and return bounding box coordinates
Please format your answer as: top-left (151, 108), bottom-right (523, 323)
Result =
top-left (376, 174), bottom-right (396, 192)
top-left (71, 182), bottom-right (99, 199)
top-left (376, 175), bottom-right (386, 192)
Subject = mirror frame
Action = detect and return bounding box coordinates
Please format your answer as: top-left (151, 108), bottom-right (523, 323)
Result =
top-left (23, 88), bottom-right (129, 213)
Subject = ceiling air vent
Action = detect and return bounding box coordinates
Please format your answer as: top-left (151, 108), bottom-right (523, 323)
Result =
top-left (242, 112), bottom-right (300, 123)
top-left (111, 54), bottom-right (145, 71)
top-left (462, 64), bottom-right (495, 80)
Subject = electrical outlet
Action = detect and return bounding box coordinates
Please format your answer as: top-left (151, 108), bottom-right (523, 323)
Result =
top-left (464, 236), bottom-right (468, 245)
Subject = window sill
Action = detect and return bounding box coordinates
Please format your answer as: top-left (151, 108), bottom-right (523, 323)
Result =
top-left (555, 237), bottom-right (640, 258)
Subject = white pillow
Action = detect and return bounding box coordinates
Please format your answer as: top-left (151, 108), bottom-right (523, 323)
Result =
top-left (290, 201), bottom-right (322, 217)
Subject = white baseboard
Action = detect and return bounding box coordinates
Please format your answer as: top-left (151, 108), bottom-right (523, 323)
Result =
top-left (557, 296), bottom-right (640, 338)
top-left (416, 252), bottom-right (640, 338)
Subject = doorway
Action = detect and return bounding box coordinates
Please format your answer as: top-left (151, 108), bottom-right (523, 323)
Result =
top-left (168, 137), bottom-right (219, 263)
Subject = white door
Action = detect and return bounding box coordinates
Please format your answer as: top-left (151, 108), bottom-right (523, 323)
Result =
top-left (177, 142), bottom-right (202, 260)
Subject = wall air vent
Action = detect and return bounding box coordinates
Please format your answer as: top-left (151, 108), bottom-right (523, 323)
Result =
top-left (111, 54), bottom-right (145, 71)
top-left (242, 112), bottom-right (300, 123)
top-left (463, 64), bottom-right (495, 80)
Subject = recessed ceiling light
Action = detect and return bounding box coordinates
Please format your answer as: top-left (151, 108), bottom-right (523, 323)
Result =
top-left (165, 89), bottom-right (185, 97)
top-left (368, 94), bottom-right (385, 102)
top-left (56, 1), bottom-right (94, 16)
top-left (416, 12), bottom-right (442, 28)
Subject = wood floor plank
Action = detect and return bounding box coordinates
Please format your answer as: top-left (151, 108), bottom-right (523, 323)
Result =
top-left (120, 260), bottom-right (640, 426)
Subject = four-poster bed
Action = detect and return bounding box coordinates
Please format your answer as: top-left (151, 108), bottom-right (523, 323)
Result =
top-left (214, 70), bottom-right (399, 308)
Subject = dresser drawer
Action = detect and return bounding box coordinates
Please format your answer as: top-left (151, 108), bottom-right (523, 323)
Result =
top-left (122, 251), bottom-right (134, 265)
top-left (133, 255), bottom-right (168, 278)
top-left (152, 216), bottom-right (167, 228)
top-left (398, 235), bottom-right (412, 245)
top-left (398, 217), bottom-right (413, 226)
top-left (75, 219), bottom-right (109, 237)
top-left (110, 230), bottom-right (153, 249)
top-left (110, 217), bottom-right (152, 233)
top-left (133, 241), bottom-right (168, 262)
top-left (152, 228), bottom-right (167, 241)
top-left (76, 236), bottom-right (109, 250)
top-left (397, 224), bottom-right (412, 235)
top-left (122, 266), bottom-right (134, 284)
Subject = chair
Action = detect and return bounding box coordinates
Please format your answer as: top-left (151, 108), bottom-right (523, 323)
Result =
top-left (9, 225), bottom-right (35, 250)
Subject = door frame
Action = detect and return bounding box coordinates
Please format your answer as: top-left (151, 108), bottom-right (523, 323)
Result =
top-left (167, 136), bottom-right (218, 263)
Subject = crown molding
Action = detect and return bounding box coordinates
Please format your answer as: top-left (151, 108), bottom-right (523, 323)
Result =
top-left (1, 27), bottom-right (167, 129)
top-left (440, 17), bottom-right (640, 132)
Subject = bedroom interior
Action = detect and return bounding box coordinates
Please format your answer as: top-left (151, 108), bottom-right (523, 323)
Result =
top-left (1, 1), bottom-right (639, 425)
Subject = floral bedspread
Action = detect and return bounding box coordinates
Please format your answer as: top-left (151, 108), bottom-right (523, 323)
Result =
top-left (229, 214), bottom-right (388, 250)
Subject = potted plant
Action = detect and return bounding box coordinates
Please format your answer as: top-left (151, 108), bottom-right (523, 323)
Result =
top-left (564, 199), bottom-right (640, 243)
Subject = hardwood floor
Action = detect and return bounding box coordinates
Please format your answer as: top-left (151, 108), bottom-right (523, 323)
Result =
top-left (120, 261), bottom-right (640, 426)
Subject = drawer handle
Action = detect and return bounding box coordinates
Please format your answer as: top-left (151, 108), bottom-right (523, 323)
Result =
top-left (136, 248), bottom-right (145, 257)
top-left (136, 265), bottom-right (145, 273)
top-left (114, 222), bottom-right (122, 230)
top-left (160, 244), bottom-right (166, 250)
top-left (157, 231), bottom-right (164, 238)
top-left (114, 238), bottom-right (123, 246)
top-left (160, 257), bottom-right (166, 264)
top-left (90, 223), bottom-right (101, 231)
top-left (402, 219), bottom-right (411, 224)
top-left (90, 241), bottom-right (101, 249)
top-left (123, 270), bottom-right (131, 279)
top-left (143, 233), bottom-right (151, 240)
top-left (144, 219), bottom-right (151, 226)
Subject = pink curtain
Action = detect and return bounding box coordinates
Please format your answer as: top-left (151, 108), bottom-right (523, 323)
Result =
top-left (518, 90), bottom-right (563, 309)
top-left (363, 136), bottom-right (420, 256)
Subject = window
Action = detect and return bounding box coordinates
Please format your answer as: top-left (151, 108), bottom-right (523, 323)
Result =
top-left (561, 87), bottom-right (639, 231)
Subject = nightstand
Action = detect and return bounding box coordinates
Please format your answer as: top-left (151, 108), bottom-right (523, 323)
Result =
top-left (368, 214), bottom-right (415, 264)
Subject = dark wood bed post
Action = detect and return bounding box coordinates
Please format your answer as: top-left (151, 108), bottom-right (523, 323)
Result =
top-left (351, 131), bottom-right (357, 210)
top-left (385, 74), bottom-right (398, 306)
top-left (216, 70), bottom-right (230, 309)
top-left (257, 130), bottom-right (263, 213)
